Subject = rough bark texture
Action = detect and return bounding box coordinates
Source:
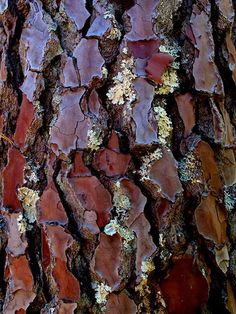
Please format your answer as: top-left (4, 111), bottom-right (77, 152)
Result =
top-left (0, 0), bottom-right (236, 313)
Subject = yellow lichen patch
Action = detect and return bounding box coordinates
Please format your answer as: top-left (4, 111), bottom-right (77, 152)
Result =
top-left (153, 106), bottom-right (172, 145)
top-left (87, 128), bottom-right (103, 151)
top-left (107, 49), bottom-right (136, 105)
top-left (155, 44), bottom-right (180, 95)
top-left (135, 259), bottom-right (155, 313)
top-left (104, 5), bottom-right (121, 40)
top-left (17, 187), bottom-right (39, 223)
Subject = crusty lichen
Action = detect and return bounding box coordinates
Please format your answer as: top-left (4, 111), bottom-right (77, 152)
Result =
top-left (107, 48), bottom-right (136, 105)
top-left (104, 218), bottom-right (134, 250)
top-left (139, 148), bottom-right (163, 182)
top-left (87, 128), bottom-right (103, 151)
top-left (135, 259), bottom-right (155, 313)
top-left (104, 5), bottom-right (121, 40)
top-left (113, 181), bottom-right (131, 221)
top-left (17, 213), bottom-right (28, 234)
top-left (92, 281), bottom-right (111, 305)
top-left (17, 187), bottom-right (39, 224)
top-left (224, 184), bottom-right (236, 211)
top-left (153, 106), bottom-right (173, 145)
top-left (155, 44), bottom-right (180, 95)
top-left (178, 152), bottom-right (202, 184)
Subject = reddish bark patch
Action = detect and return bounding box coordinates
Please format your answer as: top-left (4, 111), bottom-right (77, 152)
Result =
top-left (68, 176), bottom-right (112, 228)
top-left (58, 302), bottom-right (77, 314)
top-left (132, 78), bottom-right (157, 144)
top-left (91, 233), bottom-right (122, 290)
top-left (41, 228), bottom-right (51, 270)
top-left (127, 40), bottom-right (159, 59)
top-left (190, 6), bottom-right (223, 94)
top-left (2, 148), bottom-right (25, 210)
top-left (14, 94), bottom-right (35, 149)
top-left (105, 292), bottom-right (137, 314)
top-left (145, 52), bottom-right (174, 84)
top-left (73, 38), bottom-right (104, 86)
top-left (195, 195), bottom-right (227, 244)
top-left (38, 181), bottom-right (68, 225)
top-left (120, 179), bottom-right (147, 226)
top-left (94, 149), bottom-right (131, 177)
top-left (160, 256), bottom-right (209, 314)
top-left (126, 0), bottom-right (158, 41)
top-left (88, 89), bottom-right (101, 117)
top-left (8, 255), bottom-right (34, 291)
top-left (69, 152), bottom-right (91, 177)
top-left (53, 259), bottom-right (80, 301)
top-left (175, 93), bottom-right (195, 137)
top-left (149, 148), bottom-right (183, 202)
top-left (195, 141), bottom-right (222, 193)
top-left (62, 0), bottom-right (90, 30)
top-left (107, 131), bottom-right (120, 152)
top-left (49, 88), bottom-right (91, 154)
top-left (130, 213), bottom-right (156, 280)
top-left (45, 225), bottom-right (73, 261)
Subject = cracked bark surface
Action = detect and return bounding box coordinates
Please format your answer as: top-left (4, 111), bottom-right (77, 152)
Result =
top-left (0, 0), bottom-right (236, 313)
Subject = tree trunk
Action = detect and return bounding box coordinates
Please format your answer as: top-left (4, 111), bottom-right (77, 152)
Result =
top-left (0, 0), bottom-right (236, 313)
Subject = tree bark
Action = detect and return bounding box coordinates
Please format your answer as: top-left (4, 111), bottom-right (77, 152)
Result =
top-left (0, 0), bottom-right (236, 313)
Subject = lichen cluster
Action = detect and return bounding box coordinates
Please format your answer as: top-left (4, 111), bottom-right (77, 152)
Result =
top-left (104, 5), bottom-right (121, 40)
top-left (17, 187), bottom-right (39, 224)
top-left (107, 49), bottom-right (136, 105)
top-left (156, 44), bottom-right (180, 95)
top-left (87, 128), bottom-right (103, 151)
top-left (224, 184), bottom-right (236, 211)
top-left (92, 281), bottom-right (111, 305)
top-left (113, 181), bottom-right (131, 220)
top-left (139, 148), bottom-right (163, 181)
top-left (178, 152), bottom-right (202, 184)
top-left (153, 106), bottom-right (173, 145)
top-left (135, 259), bottom-right (155, 313)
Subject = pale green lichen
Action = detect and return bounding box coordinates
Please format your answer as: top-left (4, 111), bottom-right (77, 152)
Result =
top-left (17, 187), bottom-right (39, 224)
top-left (104, 6), bottom-right (121, 40)
top-left (16, 213), bottom-right (28, 234)
top-left (139, 148), bottom-right (163, 181)
top-left (178, 152), bottom-right (202, 184)
top-left (92, 282), bottom-right (111, 305)
top-left (156, 43), bottom-right (180, 95)
top-left (224, 185), bottom-right (236, 210)
top-left (107, 49), bottom-right (136, 105)
top-left (153, 106), bottom-right (173, 145)
top-left (113, 181), bottom-right (131, 221)
top-left (104, 218), bottom-right (134, 250)
top-left (87, 128), bottom-right (103, 151)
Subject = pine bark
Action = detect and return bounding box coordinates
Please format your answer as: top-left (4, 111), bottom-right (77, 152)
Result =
top-left (0, 0), bottom-right (236, 313)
